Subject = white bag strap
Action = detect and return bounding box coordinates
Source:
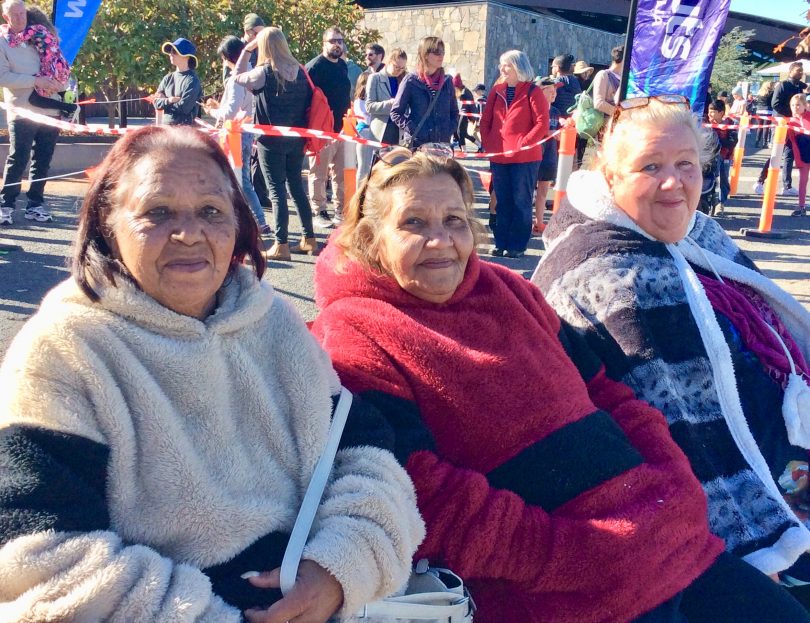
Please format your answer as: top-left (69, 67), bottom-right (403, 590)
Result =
top-left (280, 386), bottom-right (353, 595)
top-left (358, 593), bottom-right (471, 620)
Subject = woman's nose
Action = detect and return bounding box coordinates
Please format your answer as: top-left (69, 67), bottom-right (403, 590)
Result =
top-left (169, 213), bottom-right (206, 244)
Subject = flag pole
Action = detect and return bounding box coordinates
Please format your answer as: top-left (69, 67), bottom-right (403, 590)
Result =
top-left (618, 0), bottom-right (640, 102)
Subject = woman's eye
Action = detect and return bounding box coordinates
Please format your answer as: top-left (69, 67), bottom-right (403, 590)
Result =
top-left (641, 163), bottom-right (659, 173)
top-left (446, 214), bottom-right (467, 226)
top-left (403, 217), bottom-right (423, 226)
top-left (201, 205), bottom-right (223, 217)
top-left (146, 206), bottom-right (170, 218)
top-left (678, 160), bottom-right (697, 170)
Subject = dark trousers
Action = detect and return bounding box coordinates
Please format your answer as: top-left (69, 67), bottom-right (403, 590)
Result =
top-left (491, 160), bottom-right (540, 253)
top-left (633, 552), bottom-right (810, 622)
top-left (783, 141), bottom-right (795, 189)
top-left (454, 117), bottom-right (477, 148)
top-left (251, 147), bottom-right (271, 208)
top-left (1, 117), bottom-right (59, 206)
top-left (257, 139), bottom-right (314, 244)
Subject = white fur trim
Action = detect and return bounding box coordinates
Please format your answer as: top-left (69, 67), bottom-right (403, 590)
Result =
top-left (666, 242), bottom-right (810, 564)
top-left (742, 526), bottom-right (810, 576)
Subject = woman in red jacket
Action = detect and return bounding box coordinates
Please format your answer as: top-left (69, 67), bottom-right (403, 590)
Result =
top-left (480, 49), bottom-right (549, 257)
top-left (311, 150), bottom-right (810, 623)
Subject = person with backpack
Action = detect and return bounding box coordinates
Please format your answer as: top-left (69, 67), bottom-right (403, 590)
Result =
top-left (480, 49), bottom-right (549, 258)
top-left (235, 27), bottom-right (318, 260)
top-left (592, 45), bottom-right (623, 118)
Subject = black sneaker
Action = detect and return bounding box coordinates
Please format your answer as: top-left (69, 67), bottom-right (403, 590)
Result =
top-left (491, 248), bottom-right (504, 257)
top-left (505, 250), bottom-right (524, 258)
top-left (791, 208), bottom-right (807, 217)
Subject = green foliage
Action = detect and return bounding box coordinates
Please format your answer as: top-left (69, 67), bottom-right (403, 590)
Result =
top-left (710, 27), bottom-right (757, 94)
top-left (44, 0), bottom-right (378, 97)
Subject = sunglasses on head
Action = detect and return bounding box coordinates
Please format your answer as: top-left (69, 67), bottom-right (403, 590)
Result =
top-left (609, 94), bottom-right (691, 131)
top-left (370, 142), bottom-right (454, 169)
top-left (357, 143), bottom-right (455, 214)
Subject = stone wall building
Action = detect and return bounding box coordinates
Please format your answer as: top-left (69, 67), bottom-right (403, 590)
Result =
top-left (360, 0), bottom-right (623, 88)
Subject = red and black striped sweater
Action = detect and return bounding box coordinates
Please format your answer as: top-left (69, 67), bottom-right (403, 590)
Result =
top-left (312, 245), bottom-right (723, 623)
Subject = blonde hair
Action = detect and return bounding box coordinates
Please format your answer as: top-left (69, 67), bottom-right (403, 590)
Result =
top-left (333, 151), bottom-right (482, 273)
top-left (597, 98), bottom-right (715, 172)
top-left (256, 27), bottom-right (300, 84)
top-left (791, 93), bottom-right (807, 109)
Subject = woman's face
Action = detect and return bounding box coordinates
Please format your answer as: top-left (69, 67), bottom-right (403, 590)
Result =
top-left (499, 62), bottom-right (518, 86)
top-left (378, 173), bottom-right (474, 304)
top-left (791, 98), bottom-right (807, 117)
top-left (106, 149), bottom-right (237, 319)
top-left (424, 47), bottom-right (444, 74)
top-left (604, 122), bottom-right (702, 244)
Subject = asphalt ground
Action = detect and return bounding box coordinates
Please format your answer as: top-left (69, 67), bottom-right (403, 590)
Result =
top-left (1, 138), bottom-right (809, 358)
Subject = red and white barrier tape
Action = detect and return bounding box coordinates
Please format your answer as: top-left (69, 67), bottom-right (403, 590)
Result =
top-left (0, 102), bottom-right (132, 136)
top-left (1, 103), bottom-right (562, 160)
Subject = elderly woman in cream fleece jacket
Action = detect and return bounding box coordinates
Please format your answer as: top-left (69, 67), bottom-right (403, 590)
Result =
top-left (0, 126), bottom-right (423, 623)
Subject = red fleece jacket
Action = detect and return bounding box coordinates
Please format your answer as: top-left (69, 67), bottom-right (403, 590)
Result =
top-left (480, 80), bottom-right (549, 164)
top-left (311, 244), bottom-right (723, 623)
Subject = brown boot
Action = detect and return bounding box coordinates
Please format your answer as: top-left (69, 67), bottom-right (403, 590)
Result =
top-left (266, 242), bottom-right (291, 261)
top-left (290, 237), bottom-right (320, 256)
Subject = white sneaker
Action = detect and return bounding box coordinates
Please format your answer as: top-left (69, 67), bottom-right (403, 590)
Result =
top-left (0, 206), bottom-right (12, 226)
top-left (24, 205), bottom-right (53, 222)
top-left (782, 187), bottom-right (800, 197)
top-left (713, 203), bottom-right (724, 216)
top-left (313, 213), bottom-right (334, 230)
top-left (753, 182), bottom-right (764, 194)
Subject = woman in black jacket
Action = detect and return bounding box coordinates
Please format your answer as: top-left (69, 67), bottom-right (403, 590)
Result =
top-left (235, 27), bottom-right (317, 260)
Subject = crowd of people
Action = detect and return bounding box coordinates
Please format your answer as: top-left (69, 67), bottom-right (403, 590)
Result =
top-left (3, 3), bottom-right (810, 623)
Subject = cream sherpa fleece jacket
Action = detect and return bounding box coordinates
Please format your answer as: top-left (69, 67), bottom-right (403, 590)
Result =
top-left (0, 266), bottom-right (424, 622)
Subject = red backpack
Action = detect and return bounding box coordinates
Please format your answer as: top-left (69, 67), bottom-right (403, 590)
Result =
top-left (301, 65), bottom-right (334, 156)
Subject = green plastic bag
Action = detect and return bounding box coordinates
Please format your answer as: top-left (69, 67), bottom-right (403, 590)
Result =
top-left (567, 83), bottom-right (606, 141)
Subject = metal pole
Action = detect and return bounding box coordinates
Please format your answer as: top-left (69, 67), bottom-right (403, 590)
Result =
top-left (618, 0), bottom-right (640, 102)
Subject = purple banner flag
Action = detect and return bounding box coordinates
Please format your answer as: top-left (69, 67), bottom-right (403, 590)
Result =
top-left (626, 0), bottom-right (731, 113)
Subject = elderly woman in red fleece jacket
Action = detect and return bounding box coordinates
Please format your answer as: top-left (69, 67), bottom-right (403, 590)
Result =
top-left (310, 147), bottom-right (810, 623)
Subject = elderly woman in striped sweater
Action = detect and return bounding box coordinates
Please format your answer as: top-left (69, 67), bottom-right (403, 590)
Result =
top-left (533, 95), bottom-right (810, 608)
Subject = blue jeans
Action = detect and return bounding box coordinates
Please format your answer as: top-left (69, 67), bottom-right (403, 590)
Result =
top-left (717, 156), bottom-right (730, 203)
top-left (1, 117), bottom-right (59, 206)
top-left (240, 133), bottom-right (266, 227)
top-left (257, 139), bottom-right (314, 244)
top-left (491, 160), bottom-right (540, 253)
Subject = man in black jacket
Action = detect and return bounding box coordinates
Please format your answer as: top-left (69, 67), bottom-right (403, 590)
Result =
top-left (771, 62), bottom-right (807, 195)
top-left (306, 27), bottom-right (351, 229)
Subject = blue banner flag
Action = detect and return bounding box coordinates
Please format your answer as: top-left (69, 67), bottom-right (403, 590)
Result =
top-left (626, 0), bottom-right (731, 114)
top-left (53, 0), bottom-right (103, 64)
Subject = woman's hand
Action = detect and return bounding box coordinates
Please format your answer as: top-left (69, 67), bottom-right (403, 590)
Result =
top-left (244, 38), bottom-right (259, 53)
top-left (244, 560), bottom-right (344, 623)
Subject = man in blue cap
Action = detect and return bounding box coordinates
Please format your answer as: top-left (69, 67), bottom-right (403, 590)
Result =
top-left (153, 38), bottom-right (203, 125)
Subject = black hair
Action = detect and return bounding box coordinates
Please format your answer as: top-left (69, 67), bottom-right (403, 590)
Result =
top-left (611, 45), bottom-right (624, 64)
top-left (708, 99), bottom-right (726, 113)
top-left (553, 54), bottom-right (574, 73)
top-left (217, 35), bottom-right (245, 65)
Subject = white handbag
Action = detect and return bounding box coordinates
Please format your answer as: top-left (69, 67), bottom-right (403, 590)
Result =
top-left (280, 387), bottom-right (475, 622)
